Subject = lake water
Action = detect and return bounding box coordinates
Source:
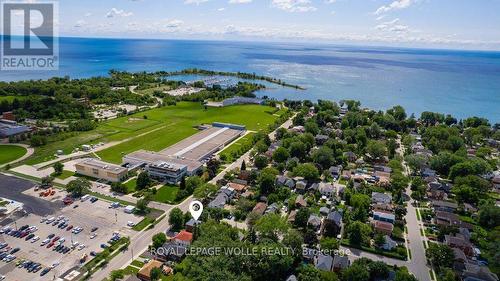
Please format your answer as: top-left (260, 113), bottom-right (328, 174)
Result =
top-left (1, 37), bottom-right (499, 122)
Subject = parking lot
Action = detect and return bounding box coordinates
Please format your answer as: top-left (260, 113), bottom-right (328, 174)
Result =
top-left (0, 191), bottom-right (142, 280)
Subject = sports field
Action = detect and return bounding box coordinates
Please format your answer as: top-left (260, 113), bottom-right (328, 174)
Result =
top-left (96, 102), bottom-right (278, 163)
top-left (22, 102), bottom-right (278, 165)
top-left (0, 145), bottom-right (27, 165)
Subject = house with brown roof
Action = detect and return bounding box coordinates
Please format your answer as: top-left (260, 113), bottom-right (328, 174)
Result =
top-left (137, 260), bottom-right (165, 281)
top-left (251, 202), bottom-right (267, 216)
top-left (372, 220), bottom-right (394, 235)
top-left (295, 195), bottom-right (307, 208)
top-left (227, 182), bottom-right (247, 193)
top-left (445, 234), bottom-right (475, 257)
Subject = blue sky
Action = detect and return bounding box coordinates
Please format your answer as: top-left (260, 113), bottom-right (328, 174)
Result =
top-left (24, 0), bottom-right (500, 49)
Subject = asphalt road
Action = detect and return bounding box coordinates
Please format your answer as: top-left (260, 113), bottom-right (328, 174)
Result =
top-left (0, 173), bottom-right (61, 218)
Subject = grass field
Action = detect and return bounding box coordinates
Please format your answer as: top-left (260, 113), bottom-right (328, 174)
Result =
top-left (96, 102), bottom-right (278, 163)
top-left (0, 95), bottom-right (28, 102)
top-left (219, 132), bottom-right (255, 162)
top-left (0, 145), bottom-right (27, 165)
top-left (53, 170), bottom-right (75, 180)
top-left (22, 102), bottom-right (278, 165)
top-left (123, 178), bottom-right (138, 193)
top-left (152, 185), bottom-right (179, 203)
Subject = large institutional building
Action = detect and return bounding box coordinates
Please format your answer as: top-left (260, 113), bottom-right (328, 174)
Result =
top-left (75, 158), bottom-right (128, 182)
top-left (123, 123), bottom-right (245, 184)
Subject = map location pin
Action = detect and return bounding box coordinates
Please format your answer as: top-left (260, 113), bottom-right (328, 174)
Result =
top-left (189, 200), bottom-right (203, 220)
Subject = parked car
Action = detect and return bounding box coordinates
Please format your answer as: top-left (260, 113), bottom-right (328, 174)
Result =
top-left (10, 248), bottom-right (20, 254)
top-left (31, 236), bottom-right (40, 243)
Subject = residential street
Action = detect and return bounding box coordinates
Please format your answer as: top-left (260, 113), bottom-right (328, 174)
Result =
top-left (398, 138), bottom-right (432, 281)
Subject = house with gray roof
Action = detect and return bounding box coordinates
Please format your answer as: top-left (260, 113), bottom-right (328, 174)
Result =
top-left (315, 254), bottom-right (333, 271)
top-left (332, 255), bottom-right (350, 271)
top-left (307, 214), bottom-right (322, 230)
top-left (319, 182), bottom-right (335, 198)
top-left (371, 192), bottom-right (392, 204)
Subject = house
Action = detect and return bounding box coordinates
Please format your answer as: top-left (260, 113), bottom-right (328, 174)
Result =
top-left (252, 202), bottom-right (267, 216)
top-left (373, 211), bottom-right (395, 223)
top-left (265, 203), bottom-right (280, 214)
top-left (137, 260), bottom-right (164, 281)
top-left (185, 219), bottom-right (201, 233)
top-left (295, 179), bottom-right (307, 193)
top-left (303, 247), bottom-right (316, 262)
top-left (276, 175), bottom-right (295, 189)
top-left (286, 275), bottom-right (298, 281)
top-left (431, 200), bottom-right (458, 213)
top-left (158, 241), bottom-right (187, 262)
top-left (371, 192), bottom-right (392, 204)
top-left (492, 175), bottom-right (500, 191)
top-left (208, 186), bottom-right (236, 208)
top-left (314, 254), bottom-right (333, 271)
top-left (319, 207), bottom-right (330, 216)
top-left (462, 263), bottom-right (499, 281)
top-left (307, 214), bottom-right (322, 231)
top-left (341, 170), bottom-right (352, 180)
top-left (319, 182), bottom-right (335, 198)
top-left (315, 135), bottom-right (329, 145)
top-left (174, 230), bottom-right (193, 245)
top-left (452, 248), bottom-right (468, 272)
top-left (373, 203), bottom-right (393, 212)
top-left (382, 235), bottom-right (398, 251)
top-left (344, 151), bottom-right (357, 162)
top-left (427, 189), bottom-right (447, 200)
top-left (329, 165), bottom-right (343, 179)
top-left (436, 211), bottom-right (474, 229)
top-left (208, 192), bottom-right (229, 209)
top-left (332, 255), bottom-right (350, 271)
top-left (295, 195), bottom-right (307, 208)
top-left (373, 220), bottom-right (394, 235)
top-left (227, 182), bottom-right (247, 193)
top-left (323, 211), bottom-right (342, 237)
top-left (422, 168), bottom-right (437, 178)
top-left (445, 234), bottom-right (474, 256)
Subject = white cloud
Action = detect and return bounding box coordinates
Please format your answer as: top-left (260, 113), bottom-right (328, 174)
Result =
top-left (106, 8), bottom-right (133, 18)
top-left (376, 18), bottom-right (410, 33)
top-left (375, 0), bottom-right (414, 15)
top-left (217, 8), bottom-right (226, 11)
top-left (165, 19), bottom-right (184, 28)
top-left (74, 20), bottom-right (86, 28)
top-left (229, 0), bottom-right (252, 3)
top-left (84, 12), bottom-right (92, 17)
top-left (271, 0), bottom-right (317, 12)
top-left (184, 0), bottom-right (209, 4)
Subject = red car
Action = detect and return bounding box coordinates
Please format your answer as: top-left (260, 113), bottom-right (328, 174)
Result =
top-left (66, 225), bottom-right (73, 231)
top-left (46, 242), bottom-right (55, 248)
top-left (52, 236), bottom-right (60, 242)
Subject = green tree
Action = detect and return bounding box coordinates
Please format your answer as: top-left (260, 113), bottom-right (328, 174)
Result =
top-left (150, 267), bottom-right (162, 281)
top-left (135, 198), bottom-right (150, 215)
top-left (136, 172), bottom-right (151, 190)
top-left (193, 183), bottom-right (218, 199)
top-left (294, 207), bottom-right (311, 228)
top-left (426, 243), bottom-right (454, 270)
top-left (346, 221), bottom-right (372, 246)
top-left (240, 160), bottom-right (247, 171)
top-left (255, 213), bottom-right (290, 241)
top-left (272, 147), bottom-right (290, 163)
top-left (258, 167), bottom-right (279, 195)
top-left (311, 146), bottom-right (334, 170)
top-left (169, 207), bottom-right (184, 231)
top-left (66, 178), bottom-right (91, 197)
top-left (342, 263), bottom-right (370, 281)
top-left (152, 232), bottom-right (167, 250)
top-left (366, 140), bottom-right (387, 161)
top-left (292, 163), bottom-right (320, 182)
top-left (254, 155), bottom-right (269, 169)
top-left (109, 270), bottom-right (124, 281)
top-left (320, 237), bottom-right (339, 251)
top-left (53, 162), bottom-right (64, 175)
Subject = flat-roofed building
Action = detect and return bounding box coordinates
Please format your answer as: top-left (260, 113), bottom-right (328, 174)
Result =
top-left (75, 158), bottom-right (128, 182)
top-left (0, 119), bottom-right (29, 137)
top-left (123, 123), bottom-right (245, 184)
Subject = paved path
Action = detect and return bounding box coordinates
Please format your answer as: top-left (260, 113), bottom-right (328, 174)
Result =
top-left (0, 143), bottom-right (34, 168)
top-left (398, 138), bottom-right (432, 281)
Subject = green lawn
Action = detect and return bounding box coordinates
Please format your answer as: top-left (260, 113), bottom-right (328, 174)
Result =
top-left (97, 102), bottom-right (277, 163)
top-left (152, 185), bottom-right (179, 203)
top-left (219, 132), bottom-right (255, 162)
top-left (0, 145), bottom-right (27, 165)
top-left (53, 170), bottom-right (74, 179)
top-left (132, 217), bottom-right (155, 231)
top-left (123, 178), bottom-right (137, 193)
top-left (21, 102), bottom-right (278, 166)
